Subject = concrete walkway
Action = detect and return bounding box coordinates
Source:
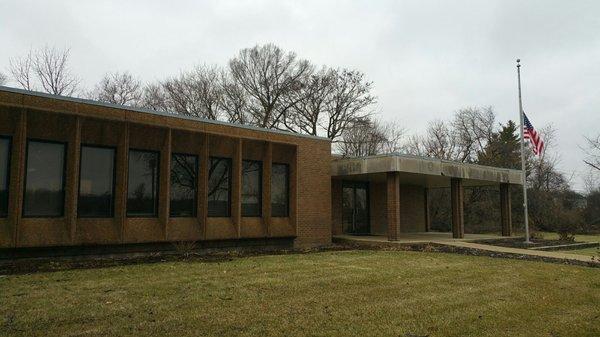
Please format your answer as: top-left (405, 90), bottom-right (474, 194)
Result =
top-left (334, 232), bottom-right (502, 244)
top-left (437, 240), bottom-right (598, 265)
top-left (333, 233), bottom-right (599, 266)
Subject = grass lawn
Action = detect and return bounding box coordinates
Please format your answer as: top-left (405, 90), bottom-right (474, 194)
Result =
top-left (540, 232), bottom-right (600, 243)
top-left (538, 232), bottom-right (600, 257)
top-left (565, 247), bottom-right (600, 257)
top-left (1, 251), bottom-right (599, 337)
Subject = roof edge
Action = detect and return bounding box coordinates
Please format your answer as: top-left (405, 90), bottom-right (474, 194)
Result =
top-left (0, 85), bottom-right (331, 142)
top-left (333, 152), bottom-right (523, 176)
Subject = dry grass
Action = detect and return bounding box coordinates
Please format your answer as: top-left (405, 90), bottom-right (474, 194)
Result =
top-left (1, 250), bottom-right (599, 337)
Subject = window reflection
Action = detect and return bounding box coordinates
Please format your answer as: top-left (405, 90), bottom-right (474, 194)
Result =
top-left (127, 149), bottom-right (159, 217)
top-left (78, 146), bottom-right (115, 217)
top-left (271, 163), bottom-right (289, 217)
top-left (23, 140), bottom-right (66, 217)
top-left (0, 137), bottom-right (10, 217)
top-left (242, 160), bottom-right (261, 217)
top-left (208, 157), bottom-right (231, 217)
top-left (170, 153), bottom-right (198, 217)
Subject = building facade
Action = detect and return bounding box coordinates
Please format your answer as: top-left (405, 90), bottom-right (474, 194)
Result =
top-left (0, 87), bottom-right (522, 255)
top-left (0, 87), bottom-right (331, 251)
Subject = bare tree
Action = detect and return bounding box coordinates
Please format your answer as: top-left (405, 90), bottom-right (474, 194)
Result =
top-left (0, 72), bottom-right (7, 86)
top-left (452, 106), bottom-right (495, 162)
top-left (91, 71), bottom-right (142, 106)
top-left (283, 67), bottom-right (335, 135)
top-left (140, 82), bottom-right (169, 111)
top-left (528, 125), bottom-right (570, 192)
top-left (583, 134), bottom-right (600, 171)
top-left (405, 106), bottom-right (496, 162)
top-left (161, 65), bottom-right (222, 120)
top-left (337, 118), bottom-right (405, 157)
top-left (405, 120), bottom-right (459, 160)
top-left (9, 46), bottom-right (80, 95)
top-left (8, 49), bottom-right (34, 90)
top-left (228, 43), bottom-right (313, 128)
top-left (583, 169), bottom-right (600, 194)
top-left (323, 68), bottom-right (376, 141)
top-left (220, 70), bottom-right (250, 124)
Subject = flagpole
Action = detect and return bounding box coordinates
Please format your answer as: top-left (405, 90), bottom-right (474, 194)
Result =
top-left (516, 59), bottom-right (531, 244)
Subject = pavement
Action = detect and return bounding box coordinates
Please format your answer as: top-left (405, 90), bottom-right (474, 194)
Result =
top-left (436, 240), bottom-right (598, 264)
top-left (333, 232), bottom-right (599, 266)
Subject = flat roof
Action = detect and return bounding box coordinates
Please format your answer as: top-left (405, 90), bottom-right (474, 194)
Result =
top-left (331, 153), bottom-right (523, 187)
top-left (0, 86), bottom-right (330, 142)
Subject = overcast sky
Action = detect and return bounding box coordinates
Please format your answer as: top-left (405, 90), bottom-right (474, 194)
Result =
top-left (1, 0), bottom-right (599, 191)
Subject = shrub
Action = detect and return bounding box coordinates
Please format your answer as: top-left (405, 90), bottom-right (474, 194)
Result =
top-left (172, 241), bottom-right (198, 258)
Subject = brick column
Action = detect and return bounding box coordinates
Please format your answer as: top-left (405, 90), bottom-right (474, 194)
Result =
top-left (115, 123), bottom-right (129, 242)
top-left (232, 138), bottom-right (242, 237)
top-left (262, 142), bottom-right (272, 237)
top-left (159, 128), bottom-right (171, 240)
top-left (387, 172), bottom-right (401, 241)
top-left (451, 178), bottom-right (464, 239)
top-left (198, 133), bottom-right (209, 240)
top-left (500, 183), bottom-right (512, 236)
top-left (424, 188), bottom-right (431, 232)
top-left (66, 117), bottom-right (81, 243)
top-left (9, 110), bottom-right (27, 247)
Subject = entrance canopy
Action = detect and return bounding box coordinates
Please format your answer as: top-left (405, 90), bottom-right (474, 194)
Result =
top-left (331, 154), bottom-right (522, 240)
top-left (331, 153), bottom-right (523, 187)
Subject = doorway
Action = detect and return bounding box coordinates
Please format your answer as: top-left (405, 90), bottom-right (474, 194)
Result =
top-left (342, 181), bottom-right (370, 235)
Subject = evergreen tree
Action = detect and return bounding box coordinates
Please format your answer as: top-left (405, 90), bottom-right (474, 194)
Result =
top-left (477, 120), bottom-right (520, 169)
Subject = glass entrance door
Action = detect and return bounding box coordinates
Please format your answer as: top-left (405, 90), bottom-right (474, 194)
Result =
top-left (342, 182), bottom-right (370, 235)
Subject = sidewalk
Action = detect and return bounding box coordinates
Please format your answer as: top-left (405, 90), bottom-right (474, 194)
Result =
top-left (434, 240), bottom-right (598, 265)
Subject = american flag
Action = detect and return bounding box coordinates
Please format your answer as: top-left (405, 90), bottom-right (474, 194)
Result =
top-left (523, 112), bottom-right (544, 155)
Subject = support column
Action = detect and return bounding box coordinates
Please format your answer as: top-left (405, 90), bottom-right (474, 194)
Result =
top-left (500, 183), bottom-right (512, 237)
top-left (262, 142), bottom-right (272, 237)
top-left (66, 117), bottom-right (81, 243)
top-left (198, 133), bottom-right (209, 240)
top-left (386, 172), bottom-right (401, 241)
top-left (115, 123), bottom-right (129, 242)
top-left (232, 138), bottom-right (242, 237)
top-left (424, 188), bottom-right (431, 232)
top-left (9, 110), bottom-right (27, 247)
top-left (451, 178), bottom-right (464, 239)
top-left (160, 128), bottom-right (172, 240)
top-left (290, 145), bottom-right (298, 234)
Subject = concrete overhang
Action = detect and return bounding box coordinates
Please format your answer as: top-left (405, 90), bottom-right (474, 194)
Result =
top-left (331, 154), bottom-right (523, 188)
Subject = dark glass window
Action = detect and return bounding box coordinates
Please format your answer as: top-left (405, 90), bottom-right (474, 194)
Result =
top-left (0, 137), bottom-right (10, 217)
top-left (78, 146), bottom-right (115, 217)
top-left (23, 140), bottom-right (66, 217)
top-left (208, 157), bottom-right (231, 217)
top-left (170, 153), bottom-right (198, 217)
top-left (127, 149), bottom-right (159, 217)
top-left (271, 163), bottom-right (289, 217)
top-left (242, 160), bottom-right (262, 217)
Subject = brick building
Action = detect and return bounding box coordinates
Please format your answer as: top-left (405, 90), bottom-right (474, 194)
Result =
top-left (0, 87), bottom-right (522, 255)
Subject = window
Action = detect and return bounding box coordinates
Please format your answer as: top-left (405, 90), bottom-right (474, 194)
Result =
top-left (23, 140), bottom-right (66, 217)
top-left (170, 153), bottom-right (198, 217)
top-left (207, 157), bottom-right (231, 217)
top-left (0, 137), bottom-right (11, 217)
top-left (242, 160), bottom-right (262, 217)
top-left (78, 145), bottom-right (115, 217)
top-left (271, 163), bottom-right (289, 217)
top-left (127, 149), bottom-right (159, 217)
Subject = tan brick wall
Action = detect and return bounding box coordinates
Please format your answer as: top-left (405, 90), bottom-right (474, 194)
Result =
top-left (294, 137), bottom-right (332, 247)
top-left (331, 179), bottom-right (343, 235)
top-left (0, 90), bottom-right (332, 249)
top-left (399, 185), bottom-right (426, 232)
top-left (370, 181), bottom-right (387, 235)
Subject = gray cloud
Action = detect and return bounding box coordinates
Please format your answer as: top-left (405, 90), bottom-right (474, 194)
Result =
top-left (2, 0), bottom-right (598, 190)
